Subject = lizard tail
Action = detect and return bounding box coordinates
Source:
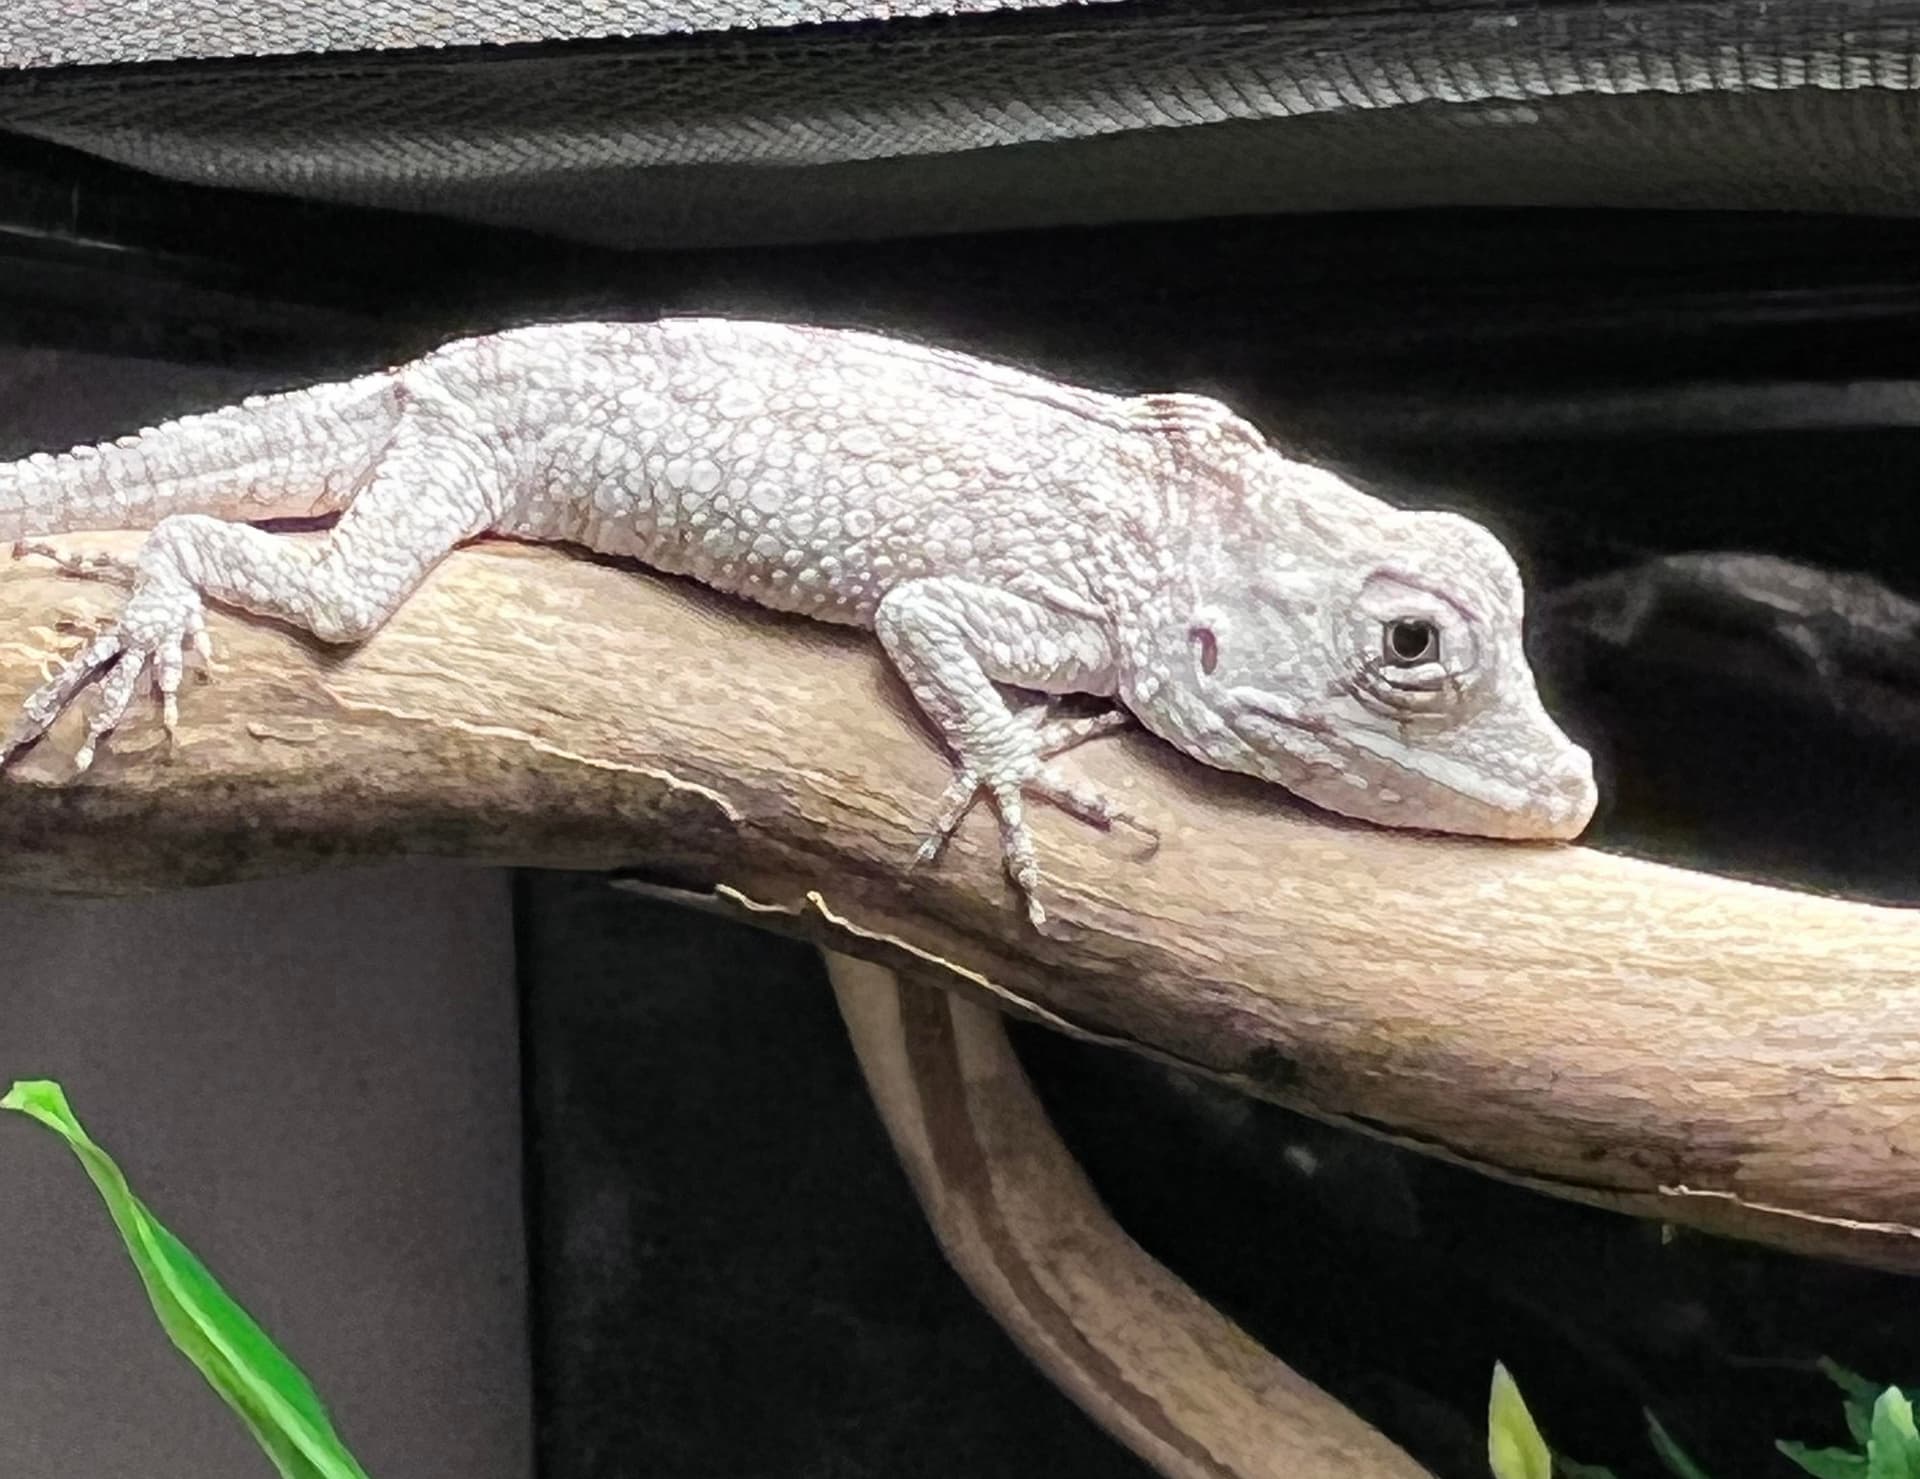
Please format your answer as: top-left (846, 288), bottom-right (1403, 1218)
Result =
top-left (0, 370), bottom-right (403, 541)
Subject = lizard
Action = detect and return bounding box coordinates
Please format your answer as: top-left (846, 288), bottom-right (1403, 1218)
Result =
top-left (0, 317), bottom-right (1597, 925)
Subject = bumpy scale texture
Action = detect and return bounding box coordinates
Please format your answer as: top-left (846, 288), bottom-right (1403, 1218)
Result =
top-left (0, 318), bottom-right (1597, 925)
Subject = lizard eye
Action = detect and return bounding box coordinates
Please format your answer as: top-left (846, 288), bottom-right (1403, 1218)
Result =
top-left (1383, 617), bottom-right (1439, 665)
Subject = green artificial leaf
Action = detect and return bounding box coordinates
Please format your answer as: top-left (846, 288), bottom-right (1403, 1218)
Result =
top-left (1489, 1363), bottom-right (1554, 1479)
top-left (1645, 1411), bottom-right (1715, 1479)
top-left (1867, 1387), bottom-right (1920, 1479)
top-left (1778, 1443), bottom-right (1871, 1479)
top-left (2, 1080), bottom-right (372, 1479)
top-left (1823, 1359), bottom-right (1888, 1446)
top-left (1823, 1360), bottom-right (1889, 1404)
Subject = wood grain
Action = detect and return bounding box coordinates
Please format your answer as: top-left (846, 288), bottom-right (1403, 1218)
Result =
top-left (3, 534), bottom-right (1918, 1271)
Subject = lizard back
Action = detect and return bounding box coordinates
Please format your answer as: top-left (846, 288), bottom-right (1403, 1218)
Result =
top-left (477, 318), bottom-right (1178, 628)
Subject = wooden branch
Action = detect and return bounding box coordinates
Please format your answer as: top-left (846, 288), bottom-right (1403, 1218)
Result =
top-left (5, 535), bottom-right (1920, 1273)
top-left (826, 950), bottom-right (1435, 1479)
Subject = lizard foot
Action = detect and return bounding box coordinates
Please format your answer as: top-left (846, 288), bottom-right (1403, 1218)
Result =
top-left (910, 715), bottom-right (1156, 928)
top-left (2, 576), bottom-right (211, 772)
top-left (12, 539), bottom-right (139, 585)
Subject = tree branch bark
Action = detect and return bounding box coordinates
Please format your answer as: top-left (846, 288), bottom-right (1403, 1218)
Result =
top-left (4, 534), bottom-right (1919, 1272)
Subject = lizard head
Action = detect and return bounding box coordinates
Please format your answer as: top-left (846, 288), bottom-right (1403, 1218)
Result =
top-left (1127, 489), bottom-right (1597, 841)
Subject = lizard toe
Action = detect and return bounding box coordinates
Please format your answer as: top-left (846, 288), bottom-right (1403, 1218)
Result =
top-left (909, 766), bottom-right (984, 869)
top-left (985, 778), bottom-right (1046, 914)
top-left (3, 579), bottom-right (208, 773)
top-left (13, 540), bottom-right (139, 586)
top-left (3, 631), bottom-right (127, 766)
top-left (1025, 766), bottom-right (1160, 857)
top-left (73, 651), bottom-right (149, 772)
top-left (1029, 707), bottom-right (1132, 761)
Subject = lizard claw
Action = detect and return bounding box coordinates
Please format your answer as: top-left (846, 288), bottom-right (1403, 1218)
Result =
top-left (2, 578), bottom-right (207, 772)
top-left (908, 754), bottom-right (1153, 929)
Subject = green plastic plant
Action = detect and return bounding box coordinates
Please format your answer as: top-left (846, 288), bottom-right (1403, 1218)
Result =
top-left (2, 1079), bottom-right (373, 1479)
top-left (15, 1070), bottom-right (1920, 1479)
top-left (1776, 1365), bottom-right (1920, 1479)
top-left (1492, 1358), bottom-right (1920, 1479)
top-left (1490, 1362), bottom-right (1555, 1479)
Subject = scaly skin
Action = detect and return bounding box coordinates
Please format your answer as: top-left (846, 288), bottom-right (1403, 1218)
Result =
top-left (0, 318), bottom-right (1597, 925)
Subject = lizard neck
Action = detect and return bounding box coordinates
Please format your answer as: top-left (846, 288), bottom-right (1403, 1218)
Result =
top-left (1110, 441), bottom-right (1397, 761)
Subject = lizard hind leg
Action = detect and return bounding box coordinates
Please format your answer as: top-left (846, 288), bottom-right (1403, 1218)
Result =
top-left (875, 577), bottom-right (1145, 929)
top-left (2, 382), bottom-right (503, 773)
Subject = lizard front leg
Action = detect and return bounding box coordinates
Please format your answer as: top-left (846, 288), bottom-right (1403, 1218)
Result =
top-left (874, 576), bottom-right (1144, 928)
top-left (3, 392), bottom-right (505, 769)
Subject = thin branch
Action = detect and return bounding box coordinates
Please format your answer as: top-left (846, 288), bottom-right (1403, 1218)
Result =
top-left (826, 950), bottom-right (1436, 1479)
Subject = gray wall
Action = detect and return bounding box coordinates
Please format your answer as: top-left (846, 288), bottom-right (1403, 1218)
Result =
top-left (0, 864), bottom-right (529, 1479)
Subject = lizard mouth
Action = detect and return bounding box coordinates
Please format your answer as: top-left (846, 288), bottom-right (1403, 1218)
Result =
top-left (1226, 689), bottom-right (1595, 839)
top-left (1224, 688), bottom-right (1332, 741)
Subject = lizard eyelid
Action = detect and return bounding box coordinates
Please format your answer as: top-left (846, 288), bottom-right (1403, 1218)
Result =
top-left (1368, 567), bottom-right (1484, 627)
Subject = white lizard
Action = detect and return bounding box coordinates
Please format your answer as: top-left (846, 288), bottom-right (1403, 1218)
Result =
top-left (0, 318), bottom-right (1596, 924)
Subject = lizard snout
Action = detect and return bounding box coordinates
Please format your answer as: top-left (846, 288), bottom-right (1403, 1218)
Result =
top-left (1530, 746), bottom-right (1598, 840)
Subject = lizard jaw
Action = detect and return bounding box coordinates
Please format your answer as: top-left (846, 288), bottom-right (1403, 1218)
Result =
top-left (1226, 703), bottom-right (1597, 842)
